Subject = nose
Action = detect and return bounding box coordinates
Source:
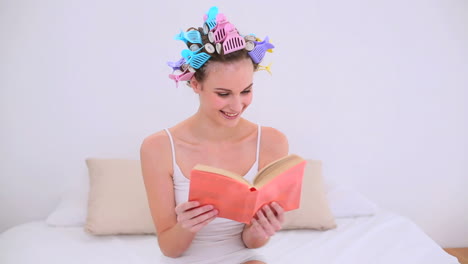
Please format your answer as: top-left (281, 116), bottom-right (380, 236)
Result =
top-left (229, 95), bottom-right (243, 112)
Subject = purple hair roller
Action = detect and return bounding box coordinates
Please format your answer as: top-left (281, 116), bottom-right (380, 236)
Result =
top-left (167, 57), bottom-right (186, 71)
top-left (248, 36), bottom-right (274, 64)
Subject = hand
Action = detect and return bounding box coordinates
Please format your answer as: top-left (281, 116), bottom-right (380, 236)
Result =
top-left (249, 202), bottom-right (285, 239)
top-left (174, 201), bottom-right (218, 233)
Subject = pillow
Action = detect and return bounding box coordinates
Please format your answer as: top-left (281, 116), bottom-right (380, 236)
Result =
top-left (46, 158), bottom-right (376, 232)
top-left (85, 158), bottom-right (337, 234)
top-left (46, 189), bottom-right (87, 227)
top-left (85, 158), bottom-right (155, 235)
top-left (46, 171), bottom-right (89, 227)
top-left (282, 160), bottom-right (336, 230)
top-left (325, 180), bottom-right (378, 218)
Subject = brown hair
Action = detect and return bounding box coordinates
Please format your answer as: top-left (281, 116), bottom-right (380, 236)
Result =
top-left (187, 27), bottom-right (259, 84)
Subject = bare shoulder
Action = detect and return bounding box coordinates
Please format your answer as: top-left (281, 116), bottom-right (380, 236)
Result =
top-left (261, 126), bottom-right (289, 151)
top-left (140, 130), bottom-right (172, 177)
top-left (259, 126), bottom-right (289, 169)
top-left (141, 130), bottom-right (169, 152)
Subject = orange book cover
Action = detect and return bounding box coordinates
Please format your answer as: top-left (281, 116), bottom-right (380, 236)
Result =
top-left (188, 154), bottom-right (306, 224)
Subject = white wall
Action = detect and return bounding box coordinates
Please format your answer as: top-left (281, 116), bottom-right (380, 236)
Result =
top-left (1, 0), bottom-right (467, 247)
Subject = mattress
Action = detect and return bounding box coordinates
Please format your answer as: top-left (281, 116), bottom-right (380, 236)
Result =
top-left (0, 209), bottom-right (459, 264)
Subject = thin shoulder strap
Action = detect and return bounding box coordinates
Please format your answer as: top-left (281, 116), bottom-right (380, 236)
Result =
top-left (164, 128), bottom-right (176, 169)
top-left (256, 124), bottom-right (261, 162)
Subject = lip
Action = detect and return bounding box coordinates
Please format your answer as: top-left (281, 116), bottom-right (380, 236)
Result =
top-left (220, 110), bottom-right (239, 120)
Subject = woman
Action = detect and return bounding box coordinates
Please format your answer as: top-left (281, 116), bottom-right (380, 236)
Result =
top-left (141, 7), bottom-right (288, 264)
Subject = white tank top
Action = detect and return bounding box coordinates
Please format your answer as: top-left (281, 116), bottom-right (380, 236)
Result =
top-left (162, 125), bottom-right (265, 263)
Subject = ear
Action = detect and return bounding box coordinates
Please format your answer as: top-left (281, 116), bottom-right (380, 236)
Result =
top-left (190, 77), bottom-right (203, 94)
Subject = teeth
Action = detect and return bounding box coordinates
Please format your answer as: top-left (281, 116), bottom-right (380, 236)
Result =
top-left (223, 111), bottom-right (238, 117)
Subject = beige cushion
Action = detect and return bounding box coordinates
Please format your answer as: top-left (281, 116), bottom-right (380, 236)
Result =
top-left (85, 158), bottom-right (335, 235)
top-left (85, 158), bottom-right (155, 235)
top-left (283, 160), bottom-right (337, 230)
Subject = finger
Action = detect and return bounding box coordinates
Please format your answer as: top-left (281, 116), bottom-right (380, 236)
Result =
top-left (189, 208), bottom-right (218, 226)
top-left (177, 204), bottom-right (214, 222)
top-left (189, 212), bottom-right (218, 233)
top-left (175, 201), bottom-right (200, 215)
top-left (271, 202), bottom-right (285, 224)
top-left (263, 205), bottom-right (281, 231)
top-left (256, 209), bottom-right (275, 236)
top-left (186, 205), bottom-right (214, 219)
top-left (251, 218), bottom-right (268, 239)
top-left (262, 204), bottom-right (276, 219)
top-left (183, 208), bottom-right (218, 230)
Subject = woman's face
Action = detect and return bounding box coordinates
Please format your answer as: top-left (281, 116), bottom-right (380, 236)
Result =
top-left (192, 58), bottom-right (254, 127)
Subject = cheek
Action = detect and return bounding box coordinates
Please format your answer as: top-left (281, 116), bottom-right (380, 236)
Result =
top-left (244, 93), bottom-right (253, 105)
top-left (207, 95), bottom-right (226, 109)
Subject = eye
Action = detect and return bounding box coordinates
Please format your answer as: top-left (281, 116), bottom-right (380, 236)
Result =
top-left (217, 93), bottom-right (230, 97)
top-left (241, 90), bottom-right (251, 94)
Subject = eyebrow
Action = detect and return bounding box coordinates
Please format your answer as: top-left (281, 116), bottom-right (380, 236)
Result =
top-left (214, 83), bottom-right (253, 92)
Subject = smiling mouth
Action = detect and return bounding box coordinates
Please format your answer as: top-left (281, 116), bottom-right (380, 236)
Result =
top-left (220, 110), bottom-right (239, 119)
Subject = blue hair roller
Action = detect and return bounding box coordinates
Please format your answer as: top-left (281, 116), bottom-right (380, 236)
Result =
top-left (181, 47), bottom-right (211, 69)
top-left (175, 30), bottom-right (203, 44)
top-left (203, 6), bottom-right (219, 34)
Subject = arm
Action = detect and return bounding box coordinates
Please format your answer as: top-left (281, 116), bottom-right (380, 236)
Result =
top-left (242, 127), bottom-right (289, 248)
top-left (140, 132), bottom-right (218, 258)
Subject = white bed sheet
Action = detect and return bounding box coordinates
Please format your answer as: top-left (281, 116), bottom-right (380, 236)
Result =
top-left (0, 209), bottom-right (459, 264)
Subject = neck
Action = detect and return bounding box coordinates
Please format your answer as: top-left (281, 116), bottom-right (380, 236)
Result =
top-left (187, 112), bottom-right (245, 143)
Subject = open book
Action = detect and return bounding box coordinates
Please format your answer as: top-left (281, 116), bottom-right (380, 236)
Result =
top-left (188, 154), bottom-right (306, 224)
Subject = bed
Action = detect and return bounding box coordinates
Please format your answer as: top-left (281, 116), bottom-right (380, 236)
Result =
top-left (0, 209), bottom-right (458, 264)
top-left (0, 159), bottom-right (460, 264)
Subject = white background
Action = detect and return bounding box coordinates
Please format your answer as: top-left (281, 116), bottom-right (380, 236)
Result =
top-left (1, 0), bottom-right (467, 247)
